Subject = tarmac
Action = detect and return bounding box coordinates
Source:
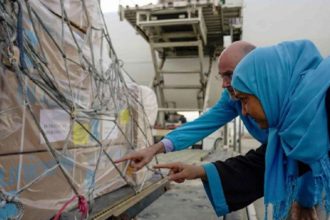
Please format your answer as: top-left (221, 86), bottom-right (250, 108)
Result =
top-left (137, 136), bottom-right (262, 220)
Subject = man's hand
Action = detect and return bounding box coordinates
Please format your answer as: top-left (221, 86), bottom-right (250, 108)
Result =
top-left (153, 162), bottom-right (206, 183)
top-left (114, 142), bottom-right (165, 171)
top-left (290, 202), bottom-right (318, 220)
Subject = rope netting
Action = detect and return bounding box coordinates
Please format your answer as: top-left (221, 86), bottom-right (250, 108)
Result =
top-left (0, 0), bottom-right (159, 219)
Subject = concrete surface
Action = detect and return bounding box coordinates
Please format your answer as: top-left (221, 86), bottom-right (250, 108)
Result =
top-left (137, 180), bottom-right (220, 220)
top-left (137, 179), bottom-right (250, 220)
top-left (137, 136), bottom-right (261, 220)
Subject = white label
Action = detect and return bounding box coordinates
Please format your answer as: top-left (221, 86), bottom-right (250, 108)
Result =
top-left (40, 109), bottom-right (70, 143)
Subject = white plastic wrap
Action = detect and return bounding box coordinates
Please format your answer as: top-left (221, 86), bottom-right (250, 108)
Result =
top-left (0, 0), bottom-right (157, 219)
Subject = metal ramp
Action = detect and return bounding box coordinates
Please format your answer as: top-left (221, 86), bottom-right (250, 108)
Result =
top-left (120, 0), bottom-right (242, 126)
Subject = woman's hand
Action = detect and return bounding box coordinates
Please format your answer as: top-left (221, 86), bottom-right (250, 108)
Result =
top-left (154, 162), bottom-right (206, 183)
top-left (114, 142), bottom-right (165, 171)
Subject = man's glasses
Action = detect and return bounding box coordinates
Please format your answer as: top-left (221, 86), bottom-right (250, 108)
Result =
top-left (215, 73), bottom-right (232, 81)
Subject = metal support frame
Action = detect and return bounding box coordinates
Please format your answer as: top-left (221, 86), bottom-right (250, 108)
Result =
top-left (238, 118), bottom-right (242, 153)
top-left (233, 118), bottom-right (237, 151)
top-left (223, 124), bottom-right (228, 146)
top-left (137, 6), bottom-right (208, 126)
top-left (150, 42), bottom-right (166, 125)
top-left (122, 1), bottom-right (243, 126)
top-left (149, 39), bottom-right (206, 126)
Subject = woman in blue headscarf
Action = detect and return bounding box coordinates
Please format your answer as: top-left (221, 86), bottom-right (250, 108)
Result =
top-left (232, 40), bottom-right (330, 219)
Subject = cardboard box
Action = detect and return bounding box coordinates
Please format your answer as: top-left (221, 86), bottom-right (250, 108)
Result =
top-left (37, 0), bottom-right (102, 32)
top-left (0, 67), bottom-right (135, 154)
top-left (0, 145), bottom-right (130, 219)
top-left (0, 3), bottom-right (153, 219)
top-left (0, 68), bottom-right (94, 155)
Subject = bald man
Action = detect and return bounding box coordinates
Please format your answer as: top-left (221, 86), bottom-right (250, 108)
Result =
top-left (115, 41), bottom-right (316, 218)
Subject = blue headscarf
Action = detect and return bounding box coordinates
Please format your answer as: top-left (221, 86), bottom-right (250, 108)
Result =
top-left (232, 40), bottom-right (330, 219)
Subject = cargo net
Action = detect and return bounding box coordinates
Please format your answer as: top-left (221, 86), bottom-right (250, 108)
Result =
top-left (0, 0), bottom-right (160, 219)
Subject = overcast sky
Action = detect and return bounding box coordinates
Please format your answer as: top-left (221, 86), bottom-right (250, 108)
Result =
top-left (101, 0), bottom-right (157, 13)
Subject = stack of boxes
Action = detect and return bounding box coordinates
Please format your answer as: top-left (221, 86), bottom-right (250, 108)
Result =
top-left (0, 0), bottom-right (157, 219)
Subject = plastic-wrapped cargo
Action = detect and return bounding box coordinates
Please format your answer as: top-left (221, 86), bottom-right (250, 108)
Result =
top-left (0, 0), bottom-right (157, 219)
